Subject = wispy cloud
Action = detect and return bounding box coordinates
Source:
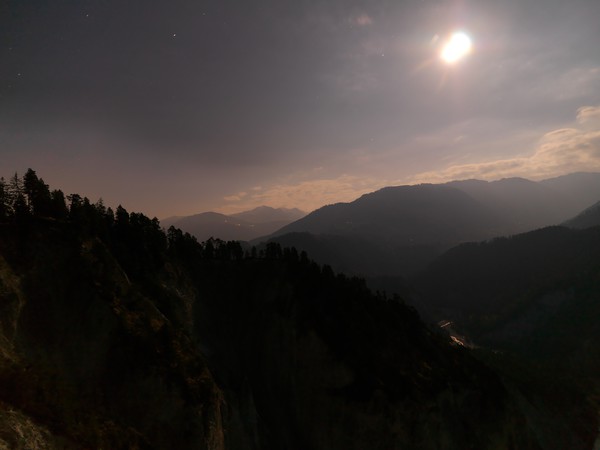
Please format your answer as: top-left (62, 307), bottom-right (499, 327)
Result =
top-left (223, 191), bottom-right (248, 202)
top-left (409, 105), bottom-right (600, 183)
top-left (577, 105), bottom-right (600, 125)
top-left (220, 174), bottom-right (388, 214)
top-left (218, 106), bottom-right (600, 215)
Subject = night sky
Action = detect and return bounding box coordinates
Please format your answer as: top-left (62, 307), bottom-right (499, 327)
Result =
top-left (2, 0), bottom-right (599, 218)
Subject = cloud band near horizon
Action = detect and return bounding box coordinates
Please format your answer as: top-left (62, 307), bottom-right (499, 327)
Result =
top-left (221, 105), bottom-right (600, 214)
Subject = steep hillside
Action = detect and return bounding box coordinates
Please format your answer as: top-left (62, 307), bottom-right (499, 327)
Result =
top-left (564, 201), bottom-right (600, 229)
top-left (272, 184), bottom-right (505, 244)
top-left (2, 217), bottom-right (588, 449)
top-left (540, 172), bottom-right (600, 212)
top-left (264, 184), bottom-right (506, 275)
top-left (263, 174), bottom-right (600, 277)
top-left (413, 226), bottom-right (600, 317)
top-left (0, 171), bottom-right (592, 449)
top-left (267, 232), bottom-right (441, 276)
top-left (445, 177), bottom-right (570, 231)
top-left (447, 173), bottom-right (600, 230)
top-left (412, 226), bottom-right (600, 387)
top-left (0, 221), bottom-right (226, 449)
top-left (409, 225), bottom-right (600, 449)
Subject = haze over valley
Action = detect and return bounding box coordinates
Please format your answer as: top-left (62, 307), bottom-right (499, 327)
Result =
top-left (162, 206), bottom-right (305, 242)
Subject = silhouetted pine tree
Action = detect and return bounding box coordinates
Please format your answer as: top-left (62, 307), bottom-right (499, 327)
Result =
top-left (23, 168), bottom-right (52, 217)
top-left (0, 178), bottom-right (7, 220)
top-left (6, 173), bottom-right (27, 217)
top-left (49, 189), bottom-right (69, 219)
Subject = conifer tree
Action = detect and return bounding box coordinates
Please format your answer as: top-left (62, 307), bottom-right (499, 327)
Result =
top-left (49, 190), bottom-right (69, 219)
top-left (6, 172), bottom-right (25, 213)
top-left (23, 168), bottom-right (52, 217)
top-left (12, 191), bottom-right (29, 219)
top-left (0, 177), bottom-right (7, 219)
top-left (6, 173), bottom-right (29, 219)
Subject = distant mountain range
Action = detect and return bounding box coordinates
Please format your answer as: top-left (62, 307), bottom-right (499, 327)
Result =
top-left (1, 168), bottom-right (597, 448)
top-left (162, 206), bottom-right (305, 242)
top-left (261, 172), bottom-right (600, 276)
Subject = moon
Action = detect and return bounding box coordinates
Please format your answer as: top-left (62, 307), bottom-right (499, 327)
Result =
top-left (440, 32), bottom-right (472, 64)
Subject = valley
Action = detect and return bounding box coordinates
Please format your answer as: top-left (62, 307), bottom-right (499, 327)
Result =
top-left (0, 170), bottom-right (599, 449)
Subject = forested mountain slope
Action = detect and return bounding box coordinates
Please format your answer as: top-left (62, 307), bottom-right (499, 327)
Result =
top-left (0, 170), bottom-right (596, 449)
top-left (262, 173), bottom-right (600, 276)
top-left (412, 225), bottom-right (600, 392)
top-left (264, 184), bottom-right (506, 275)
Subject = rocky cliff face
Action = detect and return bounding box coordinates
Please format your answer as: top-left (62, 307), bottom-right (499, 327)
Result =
top-left (0, 222), bottom-right (225, 449)
top-left (0, 219), bottom-right (592, 449)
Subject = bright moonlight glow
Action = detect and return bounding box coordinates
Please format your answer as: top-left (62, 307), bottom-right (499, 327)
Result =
top-left (440, 32), bottom-right (472, 64)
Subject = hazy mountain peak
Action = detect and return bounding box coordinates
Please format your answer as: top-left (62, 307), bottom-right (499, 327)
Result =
top-left (445, 179), bottom-right (490, 186)
top-left (187, 211), bottom-right (231, 220)
top-left (495, 176), bottom-right (536, 184)
top-left (262, 172), bottom-right (600, 277)
top-left (160, 206), bottom-right (305, 242)
top-left (541, 171), bottom-right (600, 183)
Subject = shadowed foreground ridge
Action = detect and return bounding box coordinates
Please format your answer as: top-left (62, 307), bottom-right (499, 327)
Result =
top-left (0, 170), bottom-right (595, 449)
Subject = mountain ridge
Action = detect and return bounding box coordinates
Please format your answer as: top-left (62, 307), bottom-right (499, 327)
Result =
top-left (259, 172), bottom-right (600, 276)
top-left (0, 168), bottom-right (597, 448)
top-left (161, 206), bottom-right (305, 242)
top-left (564, 200), bottom-right (600, 229)
top-left (0, 207), bottom-right (563, 449)
top-left (410, 224), bottom-right (600, 398)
